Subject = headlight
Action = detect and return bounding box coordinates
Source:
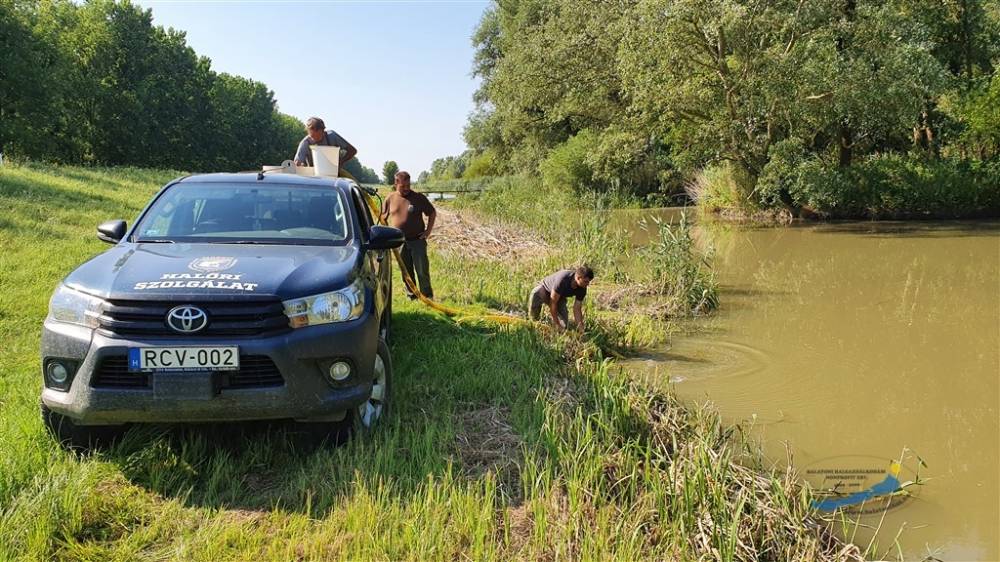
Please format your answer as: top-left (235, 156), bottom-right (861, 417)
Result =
top-left (47, 285), bottom-right (104, 328)
top-left (283, 279), bottom-right (365, 328)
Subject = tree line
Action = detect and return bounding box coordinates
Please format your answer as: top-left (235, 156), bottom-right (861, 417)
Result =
top-left (0, 0), bottom-right (380, 183)
top-left (438, 0), bottom-right (999, 217)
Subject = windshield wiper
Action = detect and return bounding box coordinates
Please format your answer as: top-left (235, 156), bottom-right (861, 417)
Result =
top-left (215, 240), bottom-right (308, 245)
top-left (136, 239), bottom-right (175, 243)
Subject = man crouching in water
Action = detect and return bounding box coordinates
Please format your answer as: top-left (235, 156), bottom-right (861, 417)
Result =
top-left (528, 266), bottom-right (594, 333)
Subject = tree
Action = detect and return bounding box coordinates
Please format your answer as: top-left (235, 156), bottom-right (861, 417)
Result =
top-left (343, 158), bottom-right (380, 184)
top-left (0, 2), bottom-right (72, 160)
top-left (619, 0), bottom-right (946, 176)
top-left (382, 161), bottom-right (398, 184)
top-left (0, 0), bottom-right (323, 172)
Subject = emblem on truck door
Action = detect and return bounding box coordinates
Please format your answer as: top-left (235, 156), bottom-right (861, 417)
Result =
top-left (166, 305), bottom-right (209, 333)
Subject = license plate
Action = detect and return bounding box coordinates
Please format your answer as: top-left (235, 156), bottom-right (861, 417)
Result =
top-left (128, 346), bottom-right (239, 372)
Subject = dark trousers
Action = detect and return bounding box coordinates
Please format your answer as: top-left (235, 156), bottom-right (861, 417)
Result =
top-left (528, 285), bottom-right (568, 325)
top-left (400, 239), bottom-right (433, 299)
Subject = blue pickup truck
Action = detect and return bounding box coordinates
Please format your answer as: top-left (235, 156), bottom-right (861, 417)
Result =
top-left (40, 172), bottom-right (404, 447)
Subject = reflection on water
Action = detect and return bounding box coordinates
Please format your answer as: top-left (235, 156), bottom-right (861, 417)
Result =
top-left (622, 212), bottom-right (1000, 561)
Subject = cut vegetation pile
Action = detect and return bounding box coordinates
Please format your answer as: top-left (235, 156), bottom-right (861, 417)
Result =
top-left (431, 207), bottom-right (550, 262)
top-left (0, 163), bottom-right (862, 560)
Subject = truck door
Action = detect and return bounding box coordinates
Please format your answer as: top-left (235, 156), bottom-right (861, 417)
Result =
top-left (351, 187), bottom-right (388, 322)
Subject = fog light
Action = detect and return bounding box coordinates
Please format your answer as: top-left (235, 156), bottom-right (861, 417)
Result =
top-left (47, 362), bottom-right (69, 384)
top-left (329, 361), bottom-right (351, 381)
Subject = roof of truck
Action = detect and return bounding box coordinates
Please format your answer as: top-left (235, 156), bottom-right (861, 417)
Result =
top-left (176, 172), bottom-right (356, 189)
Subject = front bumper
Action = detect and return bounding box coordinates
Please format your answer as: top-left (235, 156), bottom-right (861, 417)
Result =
top-left (40, 314), bottom-right (378, 425)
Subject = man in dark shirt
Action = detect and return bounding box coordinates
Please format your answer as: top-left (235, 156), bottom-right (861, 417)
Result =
top-left (381, 170), bottom-right (436, 299)
top-left (528, 266), bottom-right (595, 332)
top-left (293, 117), bottom-right (357, 169)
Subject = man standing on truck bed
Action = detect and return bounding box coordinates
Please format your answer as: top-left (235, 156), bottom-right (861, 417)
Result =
top-left (528, 266), bottom-right (594, 333)
top-left (293, 117), bottom-right (358, 168)
top-left (381, 170), bottom-right (436, 299)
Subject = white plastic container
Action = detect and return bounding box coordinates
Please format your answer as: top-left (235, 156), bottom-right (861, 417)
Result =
top-left (311, 145), bottom-right (340, 177)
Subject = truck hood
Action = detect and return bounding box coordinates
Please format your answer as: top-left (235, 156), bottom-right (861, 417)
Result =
top-left (64, 243), bottom-right (360, 301)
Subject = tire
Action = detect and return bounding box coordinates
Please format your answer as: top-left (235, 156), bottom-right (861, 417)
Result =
top-left (40, 402), bottom-right (121, 451)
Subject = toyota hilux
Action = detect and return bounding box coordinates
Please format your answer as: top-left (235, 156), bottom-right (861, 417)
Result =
top-left (40, 172), bottom-right (404, 447)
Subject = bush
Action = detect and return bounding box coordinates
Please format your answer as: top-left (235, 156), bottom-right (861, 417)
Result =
top-left (539, 130), bottom-right (599, 193)
top-left (686, 162), bottom-right (757, 212)
top-left (462, 150), bottom-right (498, 179)
top-left (780, 154), bottom-right (1000, 219)
top-left (757, 138), bottom-right (810, 208)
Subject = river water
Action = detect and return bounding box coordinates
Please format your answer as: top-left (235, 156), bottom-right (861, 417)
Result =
top-left (619, 212), bottom-right (999, 561)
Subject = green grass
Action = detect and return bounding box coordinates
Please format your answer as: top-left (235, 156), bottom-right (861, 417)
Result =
top-left (0, 163), bottom-right (857, 561)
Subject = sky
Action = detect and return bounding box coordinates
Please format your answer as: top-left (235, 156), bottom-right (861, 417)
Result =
top-left (138, 0), bottom-right (490, 177)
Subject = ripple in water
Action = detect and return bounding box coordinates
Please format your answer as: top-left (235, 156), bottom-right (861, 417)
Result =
top-left (628, 338), bottom-right (771, 383)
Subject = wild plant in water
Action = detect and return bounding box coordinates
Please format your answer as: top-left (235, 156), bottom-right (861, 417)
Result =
top-left (637, 212), bottom-right (718, 315)
top-left (570, 212), bottom-right (631, 284)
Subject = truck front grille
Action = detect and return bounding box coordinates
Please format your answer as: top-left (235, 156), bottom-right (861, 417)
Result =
top-left (98, 300), bottom-right (289, 338)
top-left (91, 356), bottom-right (285, 389)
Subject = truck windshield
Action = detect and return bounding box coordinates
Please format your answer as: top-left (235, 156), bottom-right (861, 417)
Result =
top-left (134, 183), bottom-right (351, 245)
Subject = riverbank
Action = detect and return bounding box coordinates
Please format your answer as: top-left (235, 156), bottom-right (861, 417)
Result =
top-left (2, 163), bottom-right (860, 560)
top-left (688, 157), bottom-right (1000, 222)
top-left (427, 156), bottom-right (1000, 225)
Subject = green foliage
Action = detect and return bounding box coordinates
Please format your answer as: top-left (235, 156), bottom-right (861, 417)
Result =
top-left (462, 149), bottom-right (498, 179)
top-left (382, 160), bottom-right (398, 184)
top-left (0, 2), bottom-right (64, 160)
top-left (687, 162), bottom-right (759, 213)
top-left (946, 72), bottom-right (1000, 159)
top-left (0, 0), bottom-right (371, 173)
top-left (427, 154), bottom-right (467, 181)
top-left (637, 214), bottom-right (719, 315)
top-left (343, 158), bottom-right (379, 184)
top-left (460, 0), bottom-right (998, 217)
top-left (764, 153), bottom-right (1000, 218)
top-left (539, 129), bottom-right (598, 193)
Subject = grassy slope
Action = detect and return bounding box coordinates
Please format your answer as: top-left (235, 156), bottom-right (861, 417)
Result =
top-left (0, 164), bottom-right (856, 561)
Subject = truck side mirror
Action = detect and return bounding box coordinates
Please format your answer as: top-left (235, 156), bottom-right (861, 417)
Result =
top-left (97, 220), bottom-right (126, 244)
top-left (366, 225), bottom-right (405, 250)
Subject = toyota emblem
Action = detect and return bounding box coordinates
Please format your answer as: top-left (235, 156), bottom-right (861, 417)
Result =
top-left (166, 305), bottom-right (208, 333)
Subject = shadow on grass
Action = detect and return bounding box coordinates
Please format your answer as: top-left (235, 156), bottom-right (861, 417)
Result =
top-left (104, 307), bottom-right (559, 515)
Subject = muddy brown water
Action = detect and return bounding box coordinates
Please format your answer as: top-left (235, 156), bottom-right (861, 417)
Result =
top-left (617, 210), bottom-right (999, 561)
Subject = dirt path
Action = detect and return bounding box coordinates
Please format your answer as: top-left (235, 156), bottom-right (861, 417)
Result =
top-left (431, 206), bottom-right (551, 262)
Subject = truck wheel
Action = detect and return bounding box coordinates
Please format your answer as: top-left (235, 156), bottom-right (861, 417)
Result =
top-left (355, 337), bottom-right (392, 431)
top-left (40, 402), bottom-right (120, 451)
